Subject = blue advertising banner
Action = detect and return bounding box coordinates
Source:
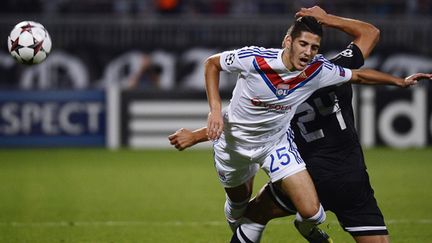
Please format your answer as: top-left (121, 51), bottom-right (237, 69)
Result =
top-left (0, 90), bottom-right (105, 147)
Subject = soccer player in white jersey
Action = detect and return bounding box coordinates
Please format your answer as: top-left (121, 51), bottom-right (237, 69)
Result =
top-left (175, 14), bottom-right (431, 242)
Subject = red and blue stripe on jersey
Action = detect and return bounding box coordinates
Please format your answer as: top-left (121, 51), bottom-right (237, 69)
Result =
top-left (253, 56), bottom-right (323, 99)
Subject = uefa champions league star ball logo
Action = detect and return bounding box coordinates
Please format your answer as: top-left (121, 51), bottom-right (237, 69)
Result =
top-left (339, 48), bottom-right (353, 57)
top-left (225, 53), bottom-right (235, 65)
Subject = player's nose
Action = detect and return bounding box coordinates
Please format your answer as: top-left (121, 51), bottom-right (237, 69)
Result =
top-left (304, 47), bottom-right (313, 56)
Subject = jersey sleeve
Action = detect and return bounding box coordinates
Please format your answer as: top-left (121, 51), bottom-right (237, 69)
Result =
top-left (219, 46), bottom-right (260, 73)
top-left (318, 56), bottom-right (352, 89)
top-left (328, 43), bottom-right (364, 69)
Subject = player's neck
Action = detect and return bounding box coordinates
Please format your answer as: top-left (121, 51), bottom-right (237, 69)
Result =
top-left (282, 48), bottom-right (296, 72)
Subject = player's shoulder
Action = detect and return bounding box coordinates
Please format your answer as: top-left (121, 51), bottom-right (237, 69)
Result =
top-left (309, 54), bottom-right (334, 72)
top-left (238, 46), bottom-right (280, 52)
top-left (311, 54), bottom-right (330, 63)
top-left (237, 46), bottom-right (280, 59)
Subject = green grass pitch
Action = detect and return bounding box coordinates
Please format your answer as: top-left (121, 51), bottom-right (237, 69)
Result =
top-left (0, 148), bottom-right (431, 242)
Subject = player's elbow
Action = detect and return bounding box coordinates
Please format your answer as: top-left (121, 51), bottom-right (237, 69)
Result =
top-left (369, 25), bottom-right (380, 44)
top-left (204, 54), bottom-right (221, 72)
top-left (357, 24), bottom-right (380, 58)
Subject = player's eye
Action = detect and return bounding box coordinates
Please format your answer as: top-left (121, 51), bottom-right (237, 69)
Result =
top-left (299, 41), bottom-right (307, 47)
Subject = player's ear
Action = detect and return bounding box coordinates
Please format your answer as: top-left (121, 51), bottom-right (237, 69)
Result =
top-left (282, 35), bottom-right (291, 49)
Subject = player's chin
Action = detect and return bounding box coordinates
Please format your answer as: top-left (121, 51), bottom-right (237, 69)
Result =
top-left (296, 62), bottom-right (308, 70)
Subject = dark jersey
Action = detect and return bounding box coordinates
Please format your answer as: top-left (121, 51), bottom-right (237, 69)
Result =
top-left (291, 43), bottom-right (365, 182)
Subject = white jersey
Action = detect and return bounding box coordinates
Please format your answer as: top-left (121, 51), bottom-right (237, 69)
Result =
top-left (219, 46), bottom-right (352, 147)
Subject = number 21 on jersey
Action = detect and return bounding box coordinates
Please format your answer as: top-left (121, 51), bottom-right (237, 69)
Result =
top-left (295, 92), bottom-right (347, 142)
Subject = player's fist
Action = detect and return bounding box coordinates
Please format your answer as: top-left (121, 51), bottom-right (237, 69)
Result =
top-left (168, 128), bottom-right (196, 151)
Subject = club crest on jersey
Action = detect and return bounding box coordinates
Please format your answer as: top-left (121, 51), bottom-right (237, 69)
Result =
top-left (298, 71), bottom-right (308, 79)
top-left (276, 84), bottom-right (289, 97)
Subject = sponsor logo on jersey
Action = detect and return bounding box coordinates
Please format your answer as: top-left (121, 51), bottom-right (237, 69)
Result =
top-left (250, 98), bottom-right (292, 113)
top-left (253, 56), bottom-right (323, 99)
top-left (225, 53), bottom-right (235, 65)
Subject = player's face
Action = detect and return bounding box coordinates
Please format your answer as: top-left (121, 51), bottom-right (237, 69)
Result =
top-left (284, 31), bottom-right (321, 71)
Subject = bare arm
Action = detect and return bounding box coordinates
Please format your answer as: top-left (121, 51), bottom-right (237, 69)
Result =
top-left (350, 69), bottom-right (432, 87)
top-left (169, 54), bottom-right (223, 150)
top-left (296, 6), bottom-right (379, 58)
top-left (205, 54), bottom-right (224, 141)
top-left (168, 127), bottom-right (209, 151)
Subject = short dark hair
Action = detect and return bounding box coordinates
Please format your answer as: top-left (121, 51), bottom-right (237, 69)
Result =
top-left (287, 16), bottom-right (323, 39)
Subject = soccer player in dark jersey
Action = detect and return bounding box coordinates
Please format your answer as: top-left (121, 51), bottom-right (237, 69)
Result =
top-left (169, 6), bottom-right (429, 243)
top-left (289, 7), bottom-right (388, 242)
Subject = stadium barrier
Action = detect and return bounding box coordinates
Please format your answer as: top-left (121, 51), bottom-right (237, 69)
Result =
top-left (118, 86), bottom-right (432, 149)
top-left (0, 90), bottom-right (106, 147)
top-left (1, 85), bottom-right (431, 148)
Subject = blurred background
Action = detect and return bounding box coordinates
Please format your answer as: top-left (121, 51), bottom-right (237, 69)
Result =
top-left (0, 0), bottom-right (431, 148)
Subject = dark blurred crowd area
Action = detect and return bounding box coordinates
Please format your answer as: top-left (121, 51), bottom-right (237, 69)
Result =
top-left (2, 0), bottom-right (431, 16)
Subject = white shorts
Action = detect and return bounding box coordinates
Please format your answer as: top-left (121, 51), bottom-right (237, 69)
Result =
top-left (213, 129), bottom-right (306, 188)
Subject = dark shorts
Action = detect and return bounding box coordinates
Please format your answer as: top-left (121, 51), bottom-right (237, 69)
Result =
top-left (315, 170), bottom-right (389, 236)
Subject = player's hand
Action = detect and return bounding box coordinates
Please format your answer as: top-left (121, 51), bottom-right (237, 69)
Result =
top-left (295, 6), bottom-right (327, 25)
top-left (402, 73), bottom-right (432, 87)
top-left (207, 111), bottom-right (223, 141)
top-left (168, 128), bottom-right (195, 151)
